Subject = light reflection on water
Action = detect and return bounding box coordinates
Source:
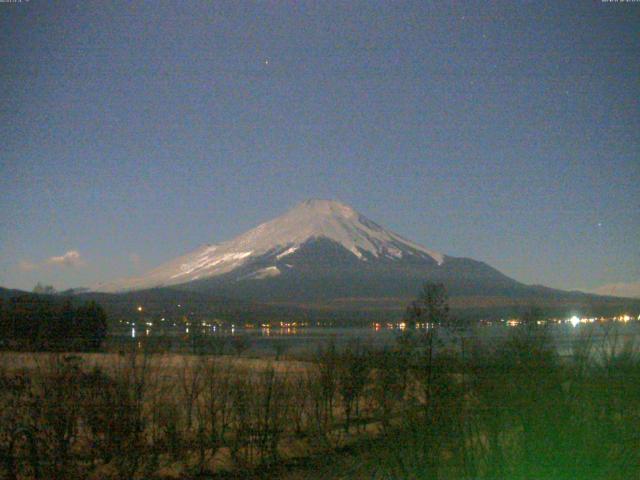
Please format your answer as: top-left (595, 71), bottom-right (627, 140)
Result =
top-left (111, 322), bottom-right (640, 358)
top-left (242, 322), bottom-right (640, 356)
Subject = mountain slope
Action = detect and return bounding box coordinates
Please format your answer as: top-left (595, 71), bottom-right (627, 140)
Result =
top-left (95, 199), bottom-right (446, 293)
top-left (178, 236), bottom-right (525, 302)
top-left (92, 200), bottom-right (639, 317)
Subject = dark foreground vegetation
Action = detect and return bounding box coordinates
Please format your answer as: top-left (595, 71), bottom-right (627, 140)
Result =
top-left (0, 285), bottom-right (638, 479)
top-left (0, 295), bottom-right (107, 351)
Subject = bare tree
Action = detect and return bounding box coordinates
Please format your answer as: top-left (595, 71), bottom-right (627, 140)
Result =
top-left (337, 339), bottom-right (370, 433)
top-left (178, 355), bottom-right (204, 432)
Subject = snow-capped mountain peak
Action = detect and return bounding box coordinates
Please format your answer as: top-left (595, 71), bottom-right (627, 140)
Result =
top-left (94, 199), bottom-right (444, 292)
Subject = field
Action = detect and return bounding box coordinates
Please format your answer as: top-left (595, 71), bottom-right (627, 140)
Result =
top-left (1, 322), bottom-right (639, 479)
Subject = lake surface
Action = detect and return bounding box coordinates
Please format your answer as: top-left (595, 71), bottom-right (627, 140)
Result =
top-left (236, 321), bottom-right (640, 358)
top-left (110, 321), bottom-right (640, 359)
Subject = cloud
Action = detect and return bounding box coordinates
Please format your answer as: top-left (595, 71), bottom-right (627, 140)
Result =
top-left (19, 250), bottom-right (86, 271)
top-left (589, 282), bottom-right (640, 299)
top-left (46, 250), bottom-right (85, 267)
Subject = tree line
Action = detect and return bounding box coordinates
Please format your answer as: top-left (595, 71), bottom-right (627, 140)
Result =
top-left (0, 295), bottom-right (107, 351)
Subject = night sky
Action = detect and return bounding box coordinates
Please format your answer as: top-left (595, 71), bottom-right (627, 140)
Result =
top-left (1, 1), bottom-right (638, 295)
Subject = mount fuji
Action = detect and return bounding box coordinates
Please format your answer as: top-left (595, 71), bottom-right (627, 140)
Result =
top-left (92, 200), bottom-right (634, 316)
top-left (96, 200), bottom-right (448, 291)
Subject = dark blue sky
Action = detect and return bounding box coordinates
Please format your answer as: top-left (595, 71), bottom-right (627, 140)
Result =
top-left (1, 1), bottom-right (638, 294)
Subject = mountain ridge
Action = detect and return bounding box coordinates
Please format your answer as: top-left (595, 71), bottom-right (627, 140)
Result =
top-left (95, 199), bottom-right (446, 293)
top-left (88, 200), bottom-right (640, 319)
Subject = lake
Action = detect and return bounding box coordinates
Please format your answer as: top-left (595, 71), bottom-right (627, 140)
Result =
top-left (246, 321), bottom-right (640, 357)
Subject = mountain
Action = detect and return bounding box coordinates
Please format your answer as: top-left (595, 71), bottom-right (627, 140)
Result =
top-left (0, 286), bottom-right (31, 300)
top-left (93, 200), bottom-right (639, 317)
top-left (96, 200), bottom-right (446, 291)
top-left (96, 199), bottom-right (483, 292)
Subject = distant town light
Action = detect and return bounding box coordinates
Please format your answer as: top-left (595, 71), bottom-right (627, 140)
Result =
top-left (137, 306), bottom-right (143, 312)
top-left (569, 316), bottom-right (580, 327)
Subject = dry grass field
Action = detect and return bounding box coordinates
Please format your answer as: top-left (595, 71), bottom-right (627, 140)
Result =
top-left (0, 351), bottom-right (312, 375)
top-left (1, 324), bottom-right (639, 479)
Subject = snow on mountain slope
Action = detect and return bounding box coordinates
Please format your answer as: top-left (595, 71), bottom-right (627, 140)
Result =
top-left (94, 199), bottom-right (444, 292)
